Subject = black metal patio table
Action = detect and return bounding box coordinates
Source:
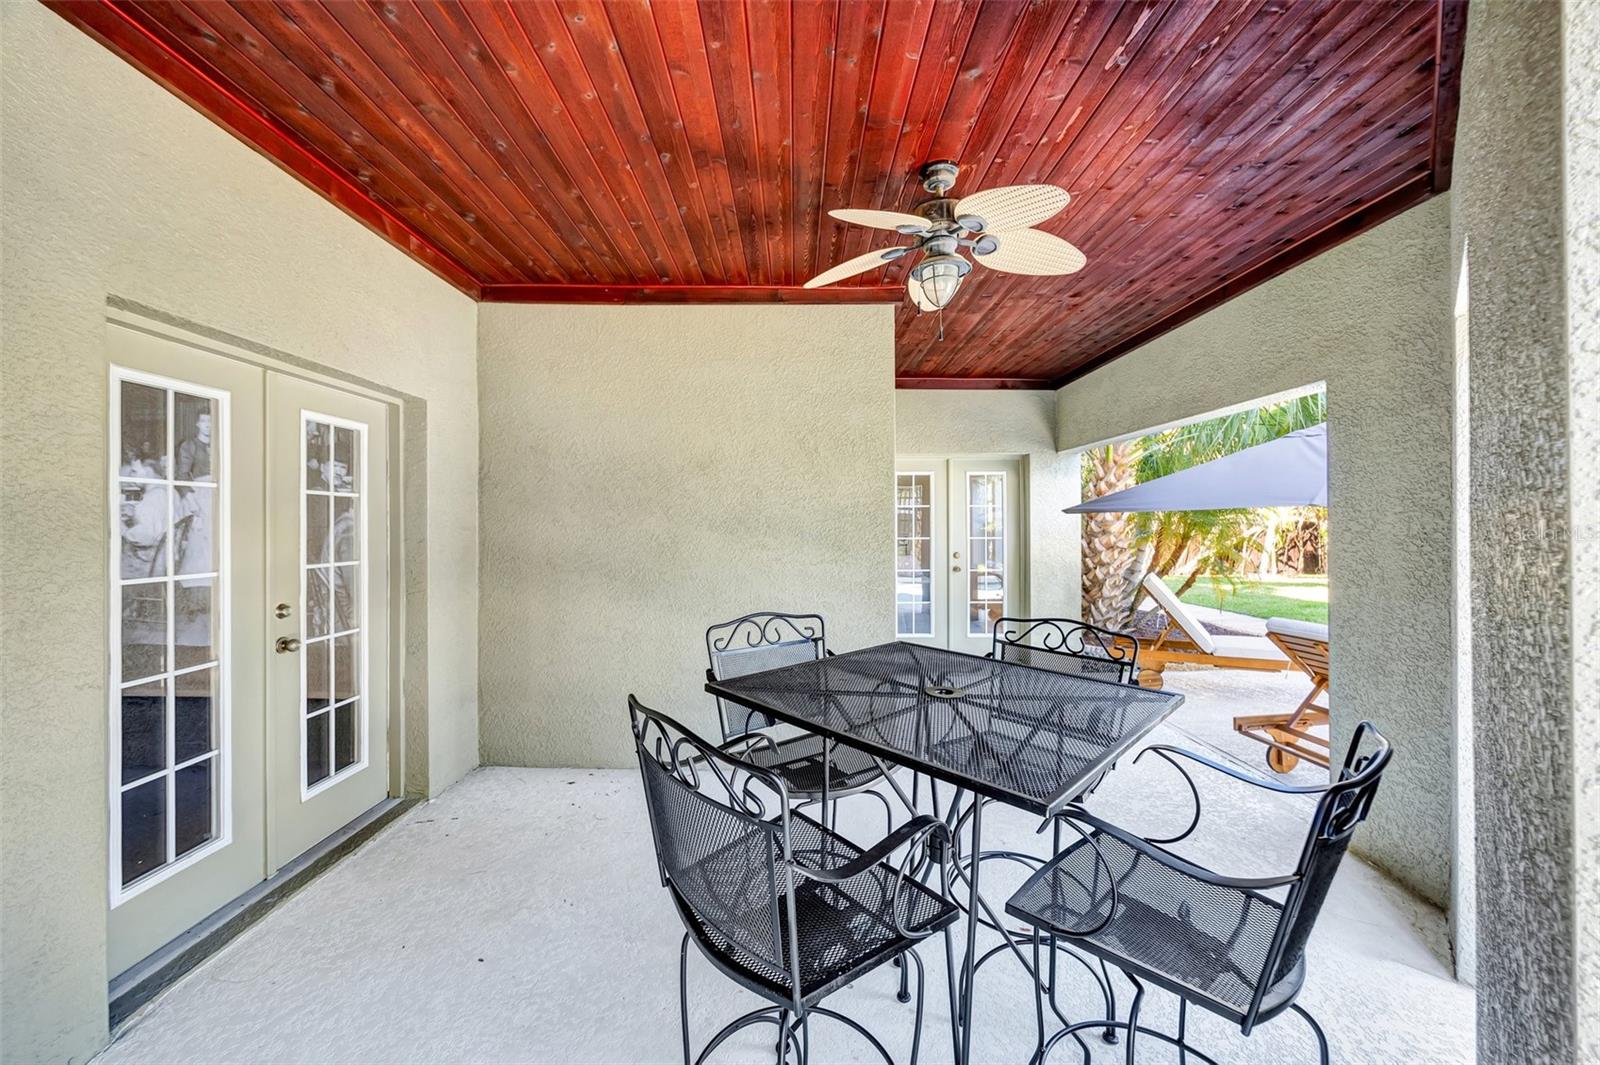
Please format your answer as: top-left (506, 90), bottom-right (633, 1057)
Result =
top-left (705, 640), bottom-right (1185, 1065)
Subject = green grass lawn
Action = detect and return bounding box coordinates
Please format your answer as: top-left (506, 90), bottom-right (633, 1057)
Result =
top-left (1162, 573), bottom-right (1328, 625)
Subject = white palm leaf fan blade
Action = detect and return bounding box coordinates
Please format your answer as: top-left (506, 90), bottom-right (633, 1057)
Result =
top-left (975, 228), bottom-right (1086, 276)
top-left (803, 247), bottom-right (905, 289)
top-left (829, 208), bottom-right (930, 232)
top-left (906, 275), bottom-right (938, 312)
top-left (954, 185), bottom-right (1070, 232)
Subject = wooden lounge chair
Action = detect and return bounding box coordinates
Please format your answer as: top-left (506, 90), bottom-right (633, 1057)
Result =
top-left (1233, 617), bottom-right (1332, 772)
top-left (1133, 572), bottom-right (1289, 688)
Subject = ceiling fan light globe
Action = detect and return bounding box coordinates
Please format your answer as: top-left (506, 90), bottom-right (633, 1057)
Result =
top-left (911, 253), bottom-right (968, 310)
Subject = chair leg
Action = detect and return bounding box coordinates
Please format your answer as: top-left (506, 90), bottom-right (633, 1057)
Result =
top-left (1030, 933), bottom-right (1046, 1065)
top-left (679, 934), bottom-right (693, 1065)
top-left (1291, 1004), bottom-right (1330, 1065)
top-left (1177, 997), bottom-right (1187, 1065)
top-left (776, 1009), bottom-right (791, 1065)
top-left (1124, 975), bottom-right (1144, 1065)
top-left (1099, 958), bottom-right (1119, 1043)
top-left (896, 951), bottom-right (911, 1003)
top-left (906, 949), bottom-right (927, 1065)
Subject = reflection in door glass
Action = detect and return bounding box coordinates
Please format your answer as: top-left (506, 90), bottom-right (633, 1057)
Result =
top-left (967, 473), bottom-right (1006, 636)
top-left (895, 474), bottom-right (935, 636)
top-left (303, 415), bottom-right (364, 791)
top-left (112, 373), bottom-right (226, 892)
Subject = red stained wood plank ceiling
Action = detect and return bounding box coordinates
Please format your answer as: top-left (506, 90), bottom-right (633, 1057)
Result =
top-left (49, 0), bottom-right (1466, 388)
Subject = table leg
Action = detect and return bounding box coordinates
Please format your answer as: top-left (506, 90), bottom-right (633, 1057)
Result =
top-left (958, 796), bottom-right (982, 1065)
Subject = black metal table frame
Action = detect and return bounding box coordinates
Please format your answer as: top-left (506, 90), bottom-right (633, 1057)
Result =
top-left (705, 641), bottom-right (1184, 1065)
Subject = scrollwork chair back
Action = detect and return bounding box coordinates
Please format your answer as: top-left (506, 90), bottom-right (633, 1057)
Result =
top-left (991, 616), bottom-right (1140, 685)
top-left (705, 611), bottom-right (827, 740)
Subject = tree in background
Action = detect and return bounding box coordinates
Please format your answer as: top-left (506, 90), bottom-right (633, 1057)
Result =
top-left (1132, 392), bottom-right (1328, 605)
top-left (1080, 440), bottom-right (1141, 629)
top-left (1080, 392), bottom-right (1328, 624)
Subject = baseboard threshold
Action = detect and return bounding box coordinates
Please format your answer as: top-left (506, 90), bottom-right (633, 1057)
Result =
top-left (109, 796), bottom-right (418, 1030)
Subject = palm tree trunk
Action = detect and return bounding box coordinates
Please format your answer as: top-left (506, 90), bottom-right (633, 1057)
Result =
top-left (1081, 442), bottom-right (1140, 630)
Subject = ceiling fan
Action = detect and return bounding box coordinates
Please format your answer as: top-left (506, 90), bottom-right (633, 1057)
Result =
top-left (804, 162), bottom-right (1086, 327)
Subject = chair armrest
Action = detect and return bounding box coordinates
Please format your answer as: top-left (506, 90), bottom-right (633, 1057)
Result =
top-left (791, 815), bottom-right (953, 940)
top-left (789, 815), bottom-right (947, 884)
top-left (1061, 807), bottom-right (1302, 893)
top-left (1135, 744), bottom-right (1331, 795)
top-left (1132, 743), bottom-right (1327, 846)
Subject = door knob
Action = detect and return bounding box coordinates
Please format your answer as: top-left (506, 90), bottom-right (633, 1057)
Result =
top-left (952, 565), bottom-right (962, 572)
top-left (274, 603), bottom-right (293, 619)
top-left (275, 636), bottom-right (302, 654)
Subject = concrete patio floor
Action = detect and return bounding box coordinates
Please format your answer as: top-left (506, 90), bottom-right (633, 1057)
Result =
top-left (98, 671), bottom-right (1473, 1065)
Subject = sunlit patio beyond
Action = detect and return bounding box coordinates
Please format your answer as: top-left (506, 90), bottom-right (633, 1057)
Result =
top-left (97, 671), bottom-right (1472, 1065)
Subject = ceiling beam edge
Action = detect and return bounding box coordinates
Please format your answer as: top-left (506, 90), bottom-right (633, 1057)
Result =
top-left (478, 284), bottom-right (903, 305)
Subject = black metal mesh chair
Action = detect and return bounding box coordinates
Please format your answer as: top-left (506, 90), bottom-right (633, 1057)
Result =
top-left (1005, 721), bottom-right (1392, 1064)
top-left (630, 696), bottom-right (959, 1065)
top-left (989, 616), bottom-right (1140, 685)
top-left (706, 612), bottom-right (895, 832)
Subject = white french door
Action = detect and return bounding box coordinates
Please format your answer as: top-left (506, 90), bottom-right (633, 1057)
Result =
top-left (108, 322), bottom-right (392, 975)
top-left (265, 375), bottom-right (390, 869)
top-left (894, 457), bottom-right (1025, 654)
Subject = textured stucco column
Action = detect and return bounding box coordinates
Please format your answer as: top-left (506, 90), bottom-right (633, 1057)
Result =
top-left (1455, 0), bottom-right (1599, 1058)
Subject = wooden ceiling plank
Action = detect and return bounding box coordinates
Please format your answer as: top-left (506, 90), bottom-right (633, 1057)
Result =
top-left (694, 0), bottom-right (772, 280)
top-left (368, 0), bottom-right (633, 284)
top-left (347, 0), bottom-right (614, 281)
top-left (789, 0), bottom-right (840, 286)
top-left (941, 0), bottom-right (1310, 373)
top-left (254, 0), bottom-right (582, 282)
top-left (900, 0), bottom-right (1176, 377)
top-left (555, 0), bottom-right (723, 284)
top-left (1429, 0), bottom-right (1468, 191)
top-left (1055, 1), bottom-right (1428, 266)
top-left (834, 0), bottom-right (938, 271)
top-left (955, 2), bottom-right (1433, 376)
top-left (745, 0), bottom-right (797, 284)
top-left (150, 0), bottom-right (520, 282)
top-left (1043, 88), bottom-right (1435, 364)
top-left (601, 0), bottom-right (732, 283)
top-left (508, 1), bottom-right (703, 284)
top-left (934, 0), bottom-right (1101, 208)
top-left (872, 0), bottom-right (1036, 304)
top-left (458, 0), bottom-right (677, 284)
top-left (872, 0), bottom-right (985, 236)
top-left (1053, 173), bottom-right (1432, 385)
top-left (814, 0), bottom-right (889, 280)
top-left (268, 0), bottom-right (595, 282)
top-left (957, 0), bottom-right (1124, 195)
top-left (648, 0), bottom-right (753, 285)
top-left (1067, 30), bottom-right (1437, 344)
top-left (42, 0), bottom-right (482, 295)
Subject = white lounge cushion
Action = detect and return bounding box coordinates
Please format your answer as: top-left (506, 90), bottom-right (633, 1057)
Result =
top-left (1210, 634), bottom-right (1291, 664)
top-left (1140, 572), bottom-right (1216, 654)
top-left (1265, 616), bottom-right (1330, 643)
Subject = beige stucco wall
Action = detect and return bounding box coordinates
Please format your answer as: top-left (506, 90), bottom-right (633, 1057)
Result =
top-left (1454, 0), bottom-right (1600, 1057)
top-left (0, 4), bottom-right (480, 1060)
top-left (477, 303), bottom-right (896, 768)
top-left (893, 390), bottom-right (1081, 619)
top-left (1055, 196), bottom-right (1457, 910)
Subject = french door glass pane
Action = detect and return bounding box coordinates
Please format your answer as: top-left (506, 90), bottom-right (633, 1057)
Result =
top-left (894, 473), bottom-right (934, 636)
top-left (174, 760), bottom-right (216, 857)
top-left (114, 376), bottom-right (225, 890)
top-left (303, 416), bottom-right (364, 789)
top-left (968, 473), bottom-right (1006, 636)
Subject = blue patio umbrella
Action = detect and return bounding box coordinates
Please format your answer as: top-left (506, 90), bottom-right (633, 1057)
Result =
top-left (1064, 423), bottom-right (1327, 513)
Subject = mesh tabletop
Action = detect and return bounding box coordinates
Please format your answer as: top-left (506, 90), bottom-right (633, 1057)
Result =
top-left (706, 642), bottom-right (1183, 816)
